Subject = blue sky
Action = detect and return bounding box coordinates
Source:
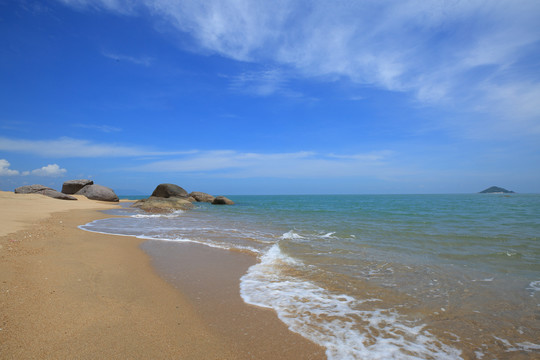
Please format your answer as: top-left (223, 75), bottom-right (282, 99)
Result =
top-left (1, 0), bottom-right (539, 195)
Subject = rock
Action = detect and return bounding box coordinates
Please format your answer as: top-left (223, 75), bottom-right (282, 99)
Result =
top-left (212, 196), bottom-right (234, 205)
top-left (76, 184), bottom-right (119, 202)
top-left (40, 189), bottom-right (78, 200)
top-left (151, 183), bottom-right (189, 198)
top-left (479, 186), bottom-right (515, 194)
top-left (189, 191), bottom-right (215, 203)
top-left (131, 196), bottom-right (193, 213)
top-left (14, 184), bottom-right (77, 200)
top-left (62, 179), bottom-right (94, 194)
top-left (14, 184), bottom-right (52, 194)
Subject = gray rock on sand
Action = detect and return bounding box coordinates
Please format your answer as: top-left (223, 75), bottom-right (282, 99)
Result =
top-left (14, 184), bottom-right (52, 194)
top-left (151, 183), bottom-right (189, 198)
top-left (76, 184), bottom-right (119, 202)
top-left (131, 196), bottom-right (193, 213)
top-left (211, 196), bottom-right (234, 205)
top-left (189, 191), bottom-right (215, 203)
top-left (61, 179), bottom-right (94, 194)
top-left (14, 184), bottom-right (77, 200)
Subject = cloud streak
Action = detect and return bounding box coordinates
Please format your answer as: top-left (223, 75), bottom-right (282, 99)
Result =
top-left (57, 0), bottom-right (540, 138)
top-left (0, 137), bottom-right (189, 158)
top-left (129, 149), bottom-right (400, 179)
top-left (1, 136), bottom-right (400, 179)
top-left (102, 51), bottom-right (154, 67)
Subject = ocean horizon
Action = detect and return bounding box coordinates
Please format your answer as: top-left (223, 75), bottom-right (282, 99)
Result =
top-left (82, 193), bottom-right (540, 359)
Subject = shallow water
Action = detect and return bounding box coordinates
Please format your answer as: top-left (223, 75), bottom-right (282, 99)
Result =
top-left (81, 194), bottom-right (540, 359)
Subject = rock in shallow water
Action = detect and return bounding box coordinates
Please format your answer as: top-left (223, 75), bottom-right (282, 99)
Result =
top-left (211, 196), bottom-right (234, 205)
top-left (189, 191), bottom-right (215, 203)
top-left (151, 183), bottom-right (189, 198)
top-left (131, 196), bottom-right (193, 213)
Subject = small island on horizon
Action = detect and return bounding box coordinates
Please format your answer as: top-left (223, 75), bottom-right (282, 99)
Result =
top-left (479, 186), bottom-right (515, 194)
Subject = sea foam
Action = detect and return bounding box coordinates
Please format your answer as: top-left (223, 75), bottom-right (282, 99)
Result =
top-left (131, 210), bottom-right (185, 218)
top-left (240, 244), bottom-right (462, 360)
top-left (527, 280), bottom-right (540, 296)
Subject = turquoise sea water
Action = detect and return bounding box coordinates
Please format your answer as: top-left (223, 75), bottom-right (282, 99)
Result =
top-left (82, 194), bottom-right (540, 359)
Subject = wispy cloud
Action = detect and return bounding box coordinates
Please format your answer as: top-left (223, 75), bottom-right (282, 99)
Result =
top-left (129, 149), bottom-right (399, 179)
top-left (57, 0), bottom-right (540, 138)
top-left (56, 0), bottom-right (138, 15)
top-left (227, 69), bottom-right (288, 97)
top-left (72, 123), bottom-right (122, 133)
top-left (0, 137), bottom-right (189, 158)
top-left (102, 51), bottom-right (153, 67)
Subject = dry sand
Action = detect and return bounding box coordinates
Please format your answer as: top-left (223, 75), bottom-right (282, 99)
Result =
top-left (0, 191), bottom-right (325, 359)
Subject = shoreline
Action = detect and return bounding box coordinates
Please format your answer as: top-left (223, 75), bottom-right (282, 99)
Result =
top-left (0, 192), bottom-right (325, 359)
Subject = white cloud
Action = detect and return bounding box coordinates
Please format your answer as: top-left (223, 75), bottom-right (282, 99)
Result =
top-left (102, 51), bottom-right (153, 66)
top-left (56, 0), bottom-right (138, 14)
top-left (22, 164), bottom-right (67, 177)
top-left (72, 123), bottom-right (122, 133)
top-left (130, 149), bottom-right (401, 179)
top-left (0, 159), bottom-right (20, 176)
top-left (0, 159), bottom-right (67, 177)
top-left (57, 0), bottom-right (540, 137)
top-left (0, 137), bottom-right (190, 158)
top-left (228, 69), bottom-right (287, 96)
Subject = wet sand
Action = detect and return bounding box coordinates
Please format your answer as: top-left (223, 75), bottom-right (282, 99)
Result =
top-left (142, 241), bottom-right (325, 359)
top-left (0, 191), bottom-right (325, 359)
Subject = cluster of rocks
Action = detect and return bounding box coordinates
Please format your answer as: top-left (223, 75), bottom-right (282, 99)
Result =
top-left (14, 179), bottom-right (119, 202)
top-left (132, 183), bottom-right (234, 213)
top-left (14, 181), bottom-right (233, 211)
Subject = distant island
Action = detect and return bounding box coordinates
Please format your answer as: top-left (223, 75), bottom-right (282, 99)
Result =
top-left (479, 186), bottom-right (515, 194)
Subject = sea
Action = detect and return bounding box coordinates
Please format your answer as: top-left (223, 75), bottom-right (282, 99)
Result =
top-left (80, 194), bottom-right (540, 359)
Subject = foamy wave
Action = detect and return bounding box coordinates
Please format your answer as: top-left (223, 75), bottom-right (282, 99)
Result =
top-left (527, 280), bottom-right (540, 296)
top-left (131, 210), bottom-right (185, 218)
top-left (280, 230), bottom-right (304, 240)
top-left (240, 244), bottom-right (461, 360)
top-left (493, 336), bottom-right (540, 352)
top-left (320, 232), bottom-right (336, 238)
top-left (142, 236), bottom-right (264, 255)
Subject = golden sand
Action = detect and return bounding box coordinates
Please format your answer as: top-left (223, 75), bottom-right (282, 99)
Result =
top-left (0, 191), bottom-right (324, 359)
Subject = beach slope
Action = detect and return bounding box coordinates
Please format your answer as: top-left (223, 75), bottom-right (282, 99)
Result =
top-left (0, 191), bottom-right (324, 359)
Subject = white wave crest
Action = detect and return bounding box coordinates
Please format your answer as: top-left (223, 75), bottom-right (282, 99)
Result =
top-left (280, 230), bottom-right (304, 240)
top-left (493, 336), bottom-right (540, 352)
top-left (320, 232), bottom-right (336, 238)
top-left (527, 280), bottom-right (540, 296)
top-left (131, 210), bottom-right (185, 218)
top-left (240, 244), bottom-right (461, 360)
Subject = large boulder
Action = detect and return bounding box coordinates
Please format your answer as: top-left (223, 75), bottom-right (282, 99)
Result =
top-left (76, 184), bottom-right (119, 202)
top-left (211, 196), bottom-right (234, 205)
top-left (131, 196), bottom-right (193, 213)
top-left (15, 184), bottom-right (52, 194)
top-left (189, 191), bottom-right (215, 203)
top-left (151, 183), bottom-right (189, 198)
top-left (62, 179), bottom-right (94, 194)
top-left (14, 184), bottom-right (77, 200)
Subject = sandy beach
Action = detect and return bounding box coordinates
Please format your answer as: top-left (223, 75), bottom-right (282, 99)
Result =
top-left (0, 191), bottom-right (324, 359)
